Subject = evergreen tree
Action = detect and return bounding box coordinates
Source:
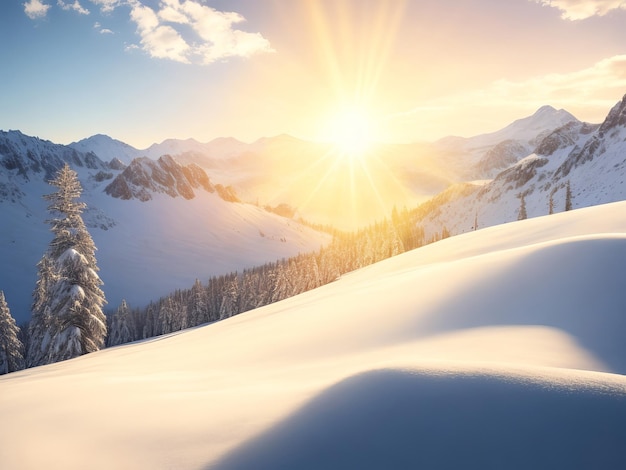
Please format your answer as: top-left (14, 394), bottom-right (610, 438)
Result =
top-left (518, 193), bottom-right (528, 220)
top-left (565, 180), bottom-right (573, 211)
top-left (159, 298), bottom-right (177, 335)
top-left (0, 291), bottom-right (24, 374)
top-left (549, 192), bottom-right (555, 215)
top-left (27, 164), bottom-right (107, 367)
top-left (108, 299), bottom-right (134, 347)
top-left (187, 279), bottom-right (208, 327)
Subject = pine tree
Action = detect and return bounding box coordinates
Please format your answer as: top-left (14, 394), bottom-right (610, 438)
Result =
top-left (518, 193), bottom-right (528, 220)
top-left (108, 299), bottom-right (134, 347)
top-left (187, 279), bottom-right (207, 327)
top-left (565, 180), bottom-right (573, 211)
top-left (27, 164), bottom-right (107, 367)
top-left (0, 291), bottom-right (25, 375)
top-left (549, 192), bottom-right (555, 215)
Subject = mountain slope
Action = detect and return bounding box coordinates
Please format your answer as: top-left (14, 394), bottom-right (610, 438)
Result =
top-left (417, 94), bottom-right (626, 239)
top-left (0, 134), bottom-right (330, 323)
top-left (1, 201), bottom-right (625, 469)
top-left (434, 105), bottom-right (580, 179)
top-left (69, 134), bottom-right (144, 165)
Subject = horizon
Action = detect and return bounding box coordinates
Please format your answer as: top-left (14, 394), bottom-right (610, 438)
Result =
top-left (0, 102), bottom-right (604, 150)
top-left (2, 1), bottom-right (626, 148)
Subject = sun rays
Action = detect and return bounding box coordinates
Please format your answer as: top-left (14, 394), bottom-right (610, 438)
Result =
top-left (268, 0), bottom-right (409, 228)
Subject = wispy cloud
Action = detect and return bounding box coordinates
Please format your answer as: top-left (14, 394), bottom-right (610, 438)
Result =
top-left (127, 0), bottom-right (275, 64)
top-left (24, 0), bottom-right (51, 19)
top-left (531, 0), bottom-right (626, 20)
top-left (58, 0), bottom-right (89, 15)
top-left (89, 0), bottom-right (125, 13)
top-left (94, 21), bottom-right (113, 34)
top-left (395, 55), bottom-right (626, 128)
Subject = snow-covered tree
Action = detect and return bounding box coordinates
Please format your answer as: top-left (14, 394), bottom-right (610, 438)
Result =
top-left (187, 279), bottom-right (207, 327)
top-left (0, 291), bottom-right (24, 375)
top-left (27, 164), bottom-right (107, 367)
top-left (565, 180), bottom-right (573, 211)
top-left (518, 193), bottom-right (528, 220)
top-left (108, 299), bottom-right (134, 347)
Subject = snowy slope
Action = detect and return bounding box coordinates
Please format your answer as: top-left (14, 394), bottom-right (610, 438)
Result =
top-left (435, 105), bottom-right (580, 179)
top-left (0, 135), bottom-right (330, 323)
top-left (1, 201), bottom-right (625, 469)
top-left (418, 94), bottom-right (626, 240)
top-left (69, 134), bottom-right (144, 164)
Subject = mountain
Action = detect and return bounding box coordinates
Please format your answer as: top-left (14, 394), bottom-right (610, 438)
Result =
top-left (416, 94), bottom-right (626, 240)
top-left (104, 155), bottom-right (215, 201)
top-left (0, 133), bottom-right (330, 324)
top-left (69, 134), bottom-right (144, 165)
top-left (2, 201), bottom-right (626, 469)
top-left (434, 105), bottom-right (580, 179)
top-left (68, 106), bottom-right (577, 229)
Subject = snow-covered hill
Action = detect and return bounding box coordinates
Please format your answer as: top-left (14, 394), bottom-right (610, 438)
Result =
top-left (1, 201), bottom-right (625, 469)
top-left (418, 94), bottom-right (626, 239)
top-left (0, 132), bottom-right (330, 323)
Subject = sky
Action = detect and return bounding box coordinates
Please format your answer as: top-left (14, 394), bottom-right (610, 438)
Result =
top-left (2, 0), bottom-right (626, 148)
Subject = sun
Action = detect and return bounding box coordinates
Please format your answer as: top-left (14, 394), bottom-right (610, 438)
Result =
top-left (324, 107), bottom-right (379, 158)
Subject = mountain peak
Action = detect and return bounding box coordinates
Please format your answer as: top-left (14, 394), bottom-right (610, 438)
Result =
top-left (598, 93), bottom-right (626, 134)
top-left (533, 105), bottom-right (558, 115)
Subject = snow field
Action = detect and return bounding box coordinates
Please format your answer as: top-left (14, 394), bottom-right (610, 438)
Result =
top-left (1, 201), bottom-right (626, 469)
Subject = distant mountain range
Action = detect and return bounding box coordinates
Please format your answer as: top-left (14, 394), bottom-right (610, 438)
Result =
top-left (4, 93), bottom-right (626, 323)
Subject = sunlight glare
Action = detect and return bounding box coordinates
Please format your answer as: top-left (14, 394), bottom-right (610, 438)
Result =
top-left (325, 107), bottom-right (378, 158)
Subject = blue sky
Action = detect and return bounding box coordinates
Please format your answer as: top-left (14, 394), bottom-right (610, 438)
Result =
top-left (2, 0), bottom-right (626, 148)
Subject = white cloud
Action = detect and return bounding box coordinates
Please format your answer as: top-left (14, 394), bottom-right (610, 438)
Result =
top-left (127, 0), bottom-right (274, 65)
top-left (531, 0), bottom-right (626, 20)
top-left (24, 0), bottom-right (51, 19)
top-left (88, 0), bottom-right (125, 13)
top-left (58, 0), bottom-right (90, 15)
top-left (158, 5), bottom-right (189, 24)
top-left (130, 0), bottom-right (190, 63)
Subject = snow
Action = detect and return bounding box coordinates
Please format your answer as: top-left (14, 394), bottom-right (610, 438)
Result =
top-left (0, 172), bottom-right (330, 323)
top-left (1, 201), bottom-right (626, 469)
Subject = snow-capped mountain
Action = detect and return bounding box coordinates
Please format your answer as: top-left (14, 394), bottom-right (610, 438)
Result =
top-left (69, 134), bottom-right (144, 165)
top-left (104, 155), bottom-right (215, 201)
top-left (67, 106), bottom-right (578, 229)
top-left (0, 133), bottom-right (330, 324)
top-left (434, 105), bottom-right (580, 179)
top-left (416, 94), bottom-right (626, 240)
top-left (70, 134), bottom-right (252, 166)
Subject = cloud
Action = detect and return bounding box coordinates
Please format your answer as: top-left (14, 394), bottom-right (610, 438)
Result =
top-left (88, 0), bottom-right (125, 13)
top-left (58, 0), bottom-right (90, 15)
top-left (396, 55), bottom-right (626, 129)
top-left (531, 0), bottom-right (626, 20)
top-left (130, 0), bottom-right (190, 63)
top-left (24, 0), bottom-right (51, 19)
top-left (128, 0), bottom-right (274, 65)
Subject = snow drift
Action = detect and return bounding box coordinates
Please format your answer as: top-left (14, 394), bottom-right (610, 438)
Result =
top-left (1, 202), bottom-right (626, 469)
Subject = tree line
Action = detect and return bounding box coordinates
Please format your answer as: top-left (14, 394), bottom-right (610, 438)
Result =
top-left (106, 206), bottom-right (425, 346)
top-left (0, 164), bottom-right (429, 374)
